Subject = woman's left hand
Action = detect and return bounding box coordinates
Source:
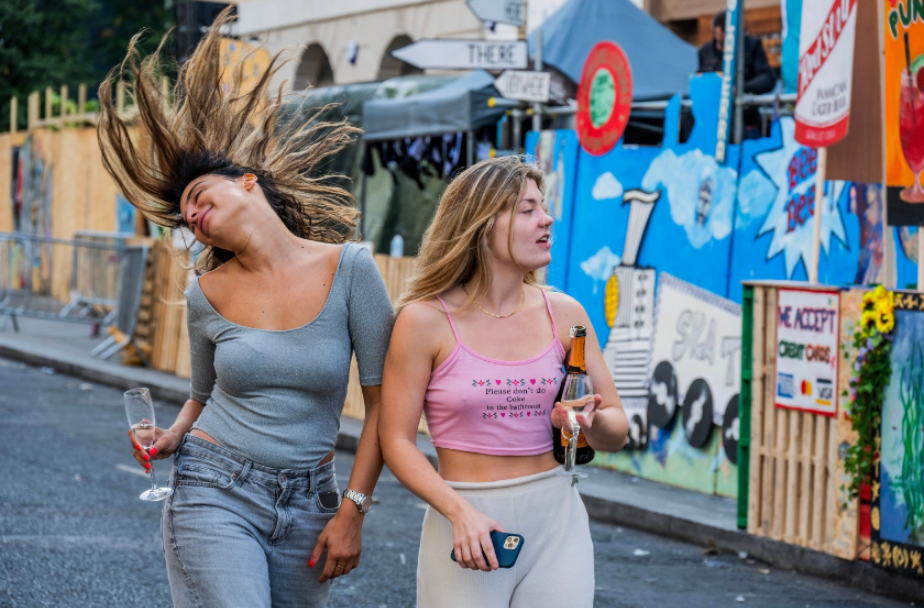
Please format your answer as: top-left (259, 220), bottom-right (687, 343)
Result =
top-left (310, 507), bottom-right (364, 582)
top-left (551, 394), bottom-right (601, 430)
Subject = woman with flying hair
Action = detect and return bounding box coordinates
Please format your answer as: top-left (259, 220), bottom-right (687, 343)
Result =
top-left (98, 9), bottom-right (393, 607)
top-left (379, 156), bottom-right (629, 607)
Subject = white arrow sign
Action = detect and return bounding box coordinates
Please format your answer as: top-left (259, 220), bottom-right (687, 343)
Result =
top-left (493, 70), bottom-right (551, 103)
top-left (391, 39), bottom-right (528, 71)
top-left (467, 0), bottom-right (525, 27)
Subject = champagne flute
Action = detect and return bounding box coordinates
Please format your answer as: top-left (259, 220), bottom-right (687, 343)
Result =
top-left (124, 388), bottom-right (172, 501)
top-left (560, 372), bottom-right (593, 486)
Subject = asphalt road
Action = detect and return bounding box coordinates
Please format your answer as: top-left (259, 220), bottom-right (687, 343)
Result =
top-left (0, 358), bottom-right (913, 608)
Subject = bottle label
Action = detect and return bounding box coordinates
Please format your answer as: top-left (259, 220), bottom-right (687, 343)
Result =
top-left (561, 425), bottom-right (589, 448)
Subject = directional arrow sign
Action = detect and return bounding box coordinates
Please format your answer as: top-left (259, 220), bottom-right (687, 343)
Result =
top-left (493, 70), bottom-right (551, 103)
top-left (467, 0), bottom-right (525, 27)
top-left (391, 39), bottom-right (528, 71)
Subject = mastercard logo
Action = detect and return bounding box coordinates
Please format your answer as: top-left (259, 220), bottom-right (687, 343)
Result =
top-left (801, 380), bottom-right (813, 396)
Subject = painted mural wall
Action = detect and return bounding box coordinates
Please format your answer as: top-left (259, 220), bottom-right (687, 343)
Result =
top-left (528, 73), bottom-right (916, 498)
top-left (872, 293), bottom-right (924, 578)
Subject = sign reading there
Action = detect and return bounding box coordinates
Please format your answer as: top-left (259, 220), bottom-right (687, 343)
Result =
top-left (774, 288), bottom-right (840, 417)
top-left (493, 70), bottom-right (551, 103)
top-left (467, 0), bottom-right (525, 27)
top-left (576, 41), bottom-right (633, 156)
top-left (391, 39), bottom-right (528, 71)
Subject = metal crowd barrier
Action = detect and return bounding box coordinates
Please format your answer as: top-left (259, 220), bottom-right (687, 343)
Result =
top-left (0, 232), bottom-right (149, 364)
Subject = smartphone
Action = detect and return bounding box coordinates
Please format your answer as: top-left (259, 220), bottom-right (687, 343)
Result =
top-left (450, 531), bottom-right (524, 568)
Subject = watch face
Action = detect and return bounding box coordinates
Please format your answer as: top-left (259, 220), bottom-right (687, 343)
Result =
top-left (361, 497), bottom-right (372, 512)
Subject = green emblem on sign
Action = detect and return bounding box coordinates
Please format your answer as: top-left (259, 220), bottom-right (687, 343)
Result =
top-left (589, 68), bottom-right (616, 129)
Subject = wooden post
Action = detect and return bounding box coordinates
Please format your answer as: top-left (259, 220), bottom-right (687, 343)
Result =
top-left (60, 85), bottom-right (69, 124)
top-left (78, 84), bottom-right (87, 115)
top-left (45, 87), bottom-right (53, 122)
top-left (28, 92), bottom-right (38, 128)
top-left (810, 147), bottom-right (828, 283)
top-left (9, 96), bottom-right (17, 134)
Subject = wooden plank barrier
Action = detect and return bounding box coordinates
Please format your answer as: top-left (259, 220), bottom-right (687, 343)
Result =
top-left (744, 281), bottom-right (860, 560)
top-left (342, 254), bottom-right (420, 429)
top-left (142, 240), bottom-right (192, 377)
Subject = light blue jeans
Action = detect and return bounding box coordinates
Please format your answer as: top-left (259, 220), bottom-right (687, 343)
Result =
top-left (162, 434), bottom-right (340, 608)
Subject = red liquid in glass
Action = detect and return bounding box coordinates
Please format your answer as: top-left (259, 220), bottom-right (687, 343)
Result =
top-left (900, 77), bottom-right (924, 175)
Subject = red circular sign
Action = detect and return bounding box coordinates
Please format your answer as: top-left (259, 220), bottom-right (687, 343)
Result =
top-left (576, 41), bottom-right (633, 156)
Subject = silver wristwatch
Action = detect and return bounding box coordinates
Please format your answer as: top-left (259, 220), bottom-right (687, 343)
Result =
top-left (342, 489), bottom-right (372, 514)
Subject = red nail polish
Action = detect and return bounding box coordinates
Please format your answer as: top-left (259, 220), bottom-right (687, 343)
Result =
top-left (143, 454), bottom-right (150, 461)
top-left (309, 560), bottom-right (315, 568)
top-left (149, 448), bottom-right (157, 456)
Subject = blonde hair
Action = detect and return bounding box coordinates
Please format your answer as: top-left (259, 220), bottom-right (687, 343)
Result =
top-left (97, 7), bottom-right (361, 274)
top-left (398, 156), bottom-right (545, 312)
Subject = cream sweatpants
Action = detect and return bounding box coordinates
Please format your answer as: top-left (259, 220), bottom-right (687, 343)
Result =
top-left (417, 467), bottom-right (595, 608)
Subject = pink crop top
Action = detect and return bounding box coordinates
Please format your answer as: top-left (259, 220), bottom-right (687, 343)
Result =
top-left (423, 290), bottom-right (566, 456)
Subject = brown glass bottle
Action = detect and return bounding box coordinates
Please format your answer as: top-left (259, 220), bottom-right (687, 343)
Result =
top-left (552, 325), bottom-right (596, 466)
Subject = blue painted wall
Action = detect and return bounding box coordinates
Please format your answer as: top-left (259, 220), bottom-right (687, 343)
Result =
top-left (527, 72), bottom-right (902, 497)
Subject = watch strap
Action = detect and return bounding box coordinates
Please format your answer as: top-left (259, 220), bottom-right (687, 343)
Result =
top-left (342, 489), bottom-right (371, 514)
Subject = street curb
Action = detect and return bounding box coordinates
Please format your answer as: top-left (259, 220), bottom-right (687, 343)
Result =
top-left (581, 493), bottom-right (924, 604)
top-left (6, 343), bottom-right (923, 603)
top-left (0, 344), bottom-right (190, 405)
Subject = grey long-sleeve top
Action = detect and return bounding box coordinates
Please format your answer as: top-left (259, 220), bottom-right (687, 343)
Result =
top-left (185, 243), bottom-right (394, 470)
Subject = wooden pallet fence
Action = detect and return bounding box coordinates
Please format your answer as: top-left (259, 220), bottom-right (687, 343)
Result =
top-left (342, 255), bottom-right (423, 430)
top-left (744, 281), bottom-right (859, 560)
top-left (146, 240), bottom-right (192, 377)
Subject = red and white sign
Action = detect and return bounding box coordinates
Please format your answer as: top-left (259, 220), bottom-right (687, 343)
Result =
top-left (794, 0), bottom-right (858, 147)
top-left (576, 41), bottom-right (632, 156)
top-left (774, 289), bottom-right (840, 417)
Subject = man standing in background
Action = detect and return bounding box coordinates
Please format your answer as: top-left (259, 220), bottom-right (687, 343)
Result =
top-left (698, 10), bottom-right (778, 136)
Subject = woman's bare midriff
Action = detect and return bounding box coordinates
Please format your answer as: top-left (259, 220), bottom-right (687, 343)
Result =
top-left (190, 429), bottom-right (335, 466)
top-left (436, 448), bottom-right (559, 483)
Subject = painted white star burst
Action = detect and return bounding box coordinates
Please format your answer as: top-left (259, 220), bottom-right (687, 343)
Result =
top-left (754, 119), bottom-right (847, 278)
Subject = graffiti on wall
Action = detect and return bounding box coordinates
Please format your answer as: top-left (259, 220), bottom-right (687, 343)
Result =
top-left (650, 274), bottom-right (741, 459)
top-left (526, 72), bottom-right (900, 498)
top-left (9, 135), bottom-right (54, 293)
top-left (872, 293), bottom-right (924, 578)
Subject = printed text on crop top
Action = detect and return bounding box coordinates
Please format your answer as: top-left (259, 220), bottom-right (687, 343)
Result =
top-left (422, 291), bottom-right (566, 456)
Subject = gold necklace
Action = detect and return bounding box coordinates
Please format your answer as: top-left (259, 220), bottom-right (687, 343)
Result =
top-left (461, 284), bottom-right (526, 319)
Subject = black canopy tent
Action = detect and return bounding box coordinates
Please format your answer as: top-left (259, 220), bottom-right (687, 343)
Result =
top-left (362, 70), bottom-right (519, 144)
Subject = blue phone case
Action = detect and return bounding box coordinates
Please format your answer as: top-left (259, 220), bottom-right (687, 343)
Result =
top-left (450, 531), bottom-right (524, 568)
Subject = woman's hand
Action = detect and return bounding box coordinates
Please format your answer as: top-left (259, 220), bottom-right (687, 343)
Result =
top-left (448, 505), bottom-right (505, 572)
top-left (551, 394), bottom-right (602, 430)
top-left (310, 507), bottom-right (363, 583)
top-left (127, 427), bottom-right (181, 473)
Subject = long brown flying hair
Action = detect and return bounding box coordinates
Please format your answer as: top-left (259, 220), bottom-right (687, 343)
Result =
top-left (398, 156), bottom-right (545, 312)
top-left (97, 7), bottom-right (360, 273)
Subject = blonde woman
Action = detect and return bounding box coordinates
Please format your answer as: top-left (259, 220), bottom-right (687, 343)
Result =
top-left (98, 10), bottom-right (393, 608)
top-left (379, 157), bottom-right (628, 607)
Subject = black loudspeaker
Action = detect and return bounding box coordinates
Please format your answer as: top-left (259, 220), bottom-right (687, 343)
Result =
top-left (175, 1), bottom-right (236, 64)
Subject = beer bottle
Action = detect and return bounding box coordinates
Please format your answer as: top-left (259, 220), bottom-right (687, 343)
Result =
top-left (552, 325), bottom-right (596, 466)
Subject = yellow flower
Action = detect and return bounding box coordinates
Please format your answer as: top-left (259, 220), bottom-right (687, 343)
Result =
top-left (861, 310), bottom-right (878, 330)
top-left (875, 296), bottom-right (894, 317)
top-left (873, 285), bottom-right (888, 299)
top-left (875, 312), bottom-right (895, 333)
